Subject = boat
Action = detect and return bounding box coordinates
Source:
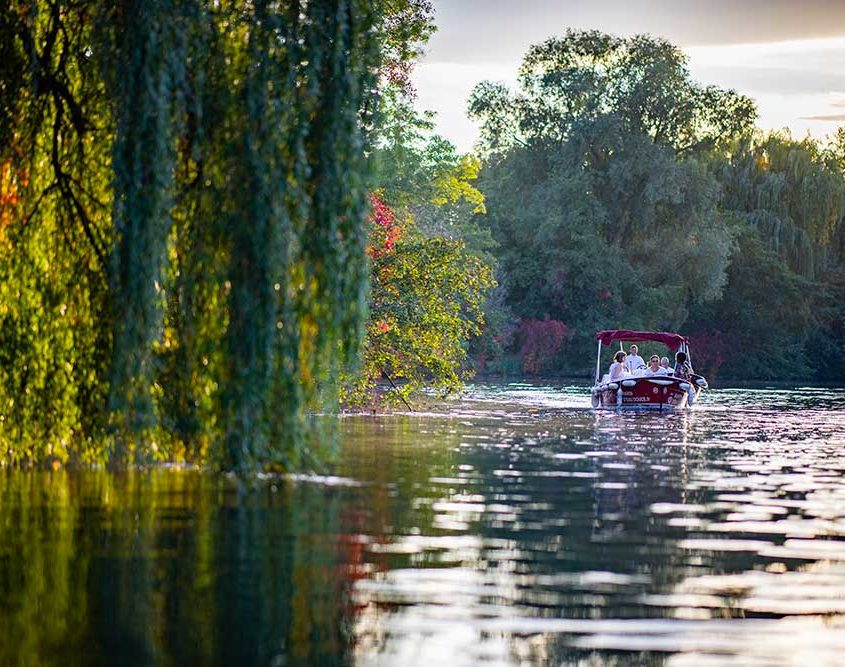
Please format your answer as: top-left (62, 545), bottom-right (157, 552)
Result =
top-left (590, 329), bottom-right (708, 409)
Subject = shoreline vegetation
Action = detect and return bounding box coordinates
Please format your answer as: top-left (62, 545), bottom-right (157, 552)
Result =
top-left (2, 2), bottom-right (844, 470)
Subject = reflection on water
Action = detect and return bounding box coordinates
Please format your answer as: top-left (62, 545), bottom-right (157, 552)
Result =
top-left (2, 383), bottom-right (845, 665)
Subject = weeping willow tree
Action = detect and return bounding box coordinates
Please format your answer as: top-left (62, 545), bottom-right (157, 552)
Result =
top-left (720, 133), bottom-right (845, 280)
top-left (682, 132), bottom-right (845, 380)
top-left (105, 0), bottom-right (189, 461)
top-left (0, 0), bottom-right (382, 470)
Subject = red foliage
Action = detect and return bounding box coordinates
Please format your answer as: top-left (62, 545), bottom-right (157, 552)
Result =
top-left (382, 60), bottom-right (416, 97)
top-left (1, 160), bottom-right (27, 228)
top-left (688, 330), bottom-right (730, 378)
top-left (473, 351), bottom-right (489, 372)
top-left (518, 318), bottom-right (569, 374)
top-left (379, 0), bottom-right (435, 97)
top-left (368, 193), bottom-right (401, 257)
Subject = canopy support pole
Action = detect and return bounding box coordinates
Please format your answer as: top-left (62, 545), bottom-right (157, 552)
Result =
top-left (595, 340), bottom-right (603, 384)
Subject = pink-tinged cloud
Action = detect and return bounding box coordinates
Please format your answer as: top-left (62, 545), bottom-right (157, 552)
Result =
top-left (426, 0), bottom-right (845, 65)
top-left (800, 114), bottom-right (845, 121)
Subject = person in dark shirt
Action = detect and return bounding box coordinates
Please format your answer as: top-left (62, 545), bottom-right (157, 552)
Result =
top-left (673, 351), bottom-right (693, 380)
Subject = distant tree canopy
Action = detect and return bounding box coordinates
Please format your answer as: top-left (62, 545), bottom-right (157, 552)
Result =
top-left (0, 0), bottom-right (403, 470)
top-left (469, 32), bottom-right (749, 351)
top-left (468, 30), bottom-right (756, 157)
top-left (468, 30), bottom-right (845, 380)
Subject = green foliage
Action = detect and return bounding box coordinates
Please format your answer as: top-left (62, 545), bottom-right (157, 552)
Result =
top-left (0, 1), bottom-right (113, 464)
top-left (719, 133), bottom-right (845, 279)
top-left (0, 1), bottom-right (382, 470)
top-left (107, 0), bottom-right (190, 459)
top-left (686, 223), bottom-right (814, 379)
top-left (470, 30), bottom-right (741, 364)
top-left (378, 0), bottom-right (436, 96)
top-left (687, 132), bottom-right (845, 379)
top-left (357, 67), bottom-right (497, 404)
top-left (373, 97), bottom-right (487, 220)
top-left (346, 203), bottom-right (495, 403)
top-left (470, 30), bottom-right (845, 381)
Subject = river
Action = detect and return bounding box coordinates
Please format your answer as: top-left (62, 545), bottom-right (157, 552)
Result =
top-left (1, 383), bottom-right (845, 665)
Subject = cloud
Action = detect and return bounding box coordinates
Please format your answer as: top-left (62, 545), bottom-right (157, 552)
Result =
top-left (425, 0), bottom-right (845, 66)
top-left (689, 65), bottom-right (845, 96)
top-left (416, 5), bottom-right (845, 150)
top-left (800, 114), bottom-right (845, 121)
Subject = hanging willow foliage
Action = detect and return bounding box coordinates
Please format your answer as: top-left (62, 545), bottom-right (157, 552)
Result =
top-left (109, 0), bottom-right (378, 470)
top-left (720, 134), bottom-right (845, 280)
top-left (0, 0), bottom-right (381, 470)
top-left (0, 1), bottom-right (114, 464)
top-left (107, 0), bottom-right (190, 461)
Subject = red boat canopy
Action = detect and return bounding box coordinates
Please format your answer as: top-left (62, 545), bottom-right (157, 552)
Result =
top-left (596, 329), bottom-right (688, 352)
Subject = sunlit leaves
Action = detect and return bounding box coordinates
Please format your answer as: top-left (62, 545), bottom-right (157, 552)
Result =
top-left (0, 0), bottom-right (113, 463)
top-left (379, 0), bottom-right (435, 96)
top-left (469, 29), bottom-right (756, 157)
top-left (344, 194), bottom-right (495, 404)
top-left (685, 131), bottom-right (845, 378)
top-left (720, 133), bottom-right (845, 279)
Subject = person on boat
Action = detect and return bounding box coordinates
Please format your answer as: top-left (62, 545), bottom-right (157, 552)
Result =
top-left (659, 357), bottom-right (671, 372)
top-left (673, 351), bottom-right (693, 380)
top-left (609, 351), bottom-right (628, 380)
top-left (625, 345), bottom-right (645, 373)
top-left (645, 355), bottom-right (666, 376)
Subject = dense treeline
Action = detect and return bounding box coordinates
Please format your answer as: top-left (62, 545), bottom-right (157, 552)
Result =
top-left (468, 31), bottom-right (845, 381)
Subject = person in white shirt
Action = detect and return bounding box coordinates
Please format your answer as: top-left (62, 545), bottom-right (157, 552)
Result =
top-left (609, 351), bottom-right (628, 380)
top-left (645, 355), bottom-right (667, 376)
top-left (659, 357), bottom-right (671, 373)
top-left (625, 345), bottom-right (645, 373)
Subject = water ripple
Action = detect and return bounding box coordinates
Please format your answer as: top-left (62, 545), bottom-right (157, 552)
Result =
top-left (342, 382), bottom-right (845, 665)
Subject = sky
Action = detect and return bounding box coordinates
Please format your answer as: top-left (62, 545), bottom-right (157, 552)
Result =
top-left (412, 0), bottom-right (845, 152)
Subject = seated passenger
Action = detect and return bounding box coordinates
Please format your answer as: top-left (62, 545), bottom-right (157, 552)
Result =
top-left (659, 357), bottom-right (671, 372)
top-left (609, 351), bottom-right (628, 380)
top-left (673, 351), bottom-right (693, 380)
top-left (645, 355), bottom-right (666, 376)
top-left (625, 344), bottom-right (645, 373)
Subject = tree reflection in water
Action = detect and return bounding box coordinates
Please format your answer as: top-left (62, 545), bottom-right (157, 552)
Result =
top-left (0, 471), bottom-right (357, 665)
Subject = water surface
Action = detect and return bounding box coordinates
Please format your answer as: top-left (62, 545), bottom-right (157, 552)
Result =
top-left (2, 383), bottom-right (845, 665)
